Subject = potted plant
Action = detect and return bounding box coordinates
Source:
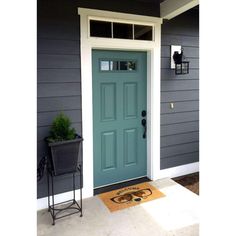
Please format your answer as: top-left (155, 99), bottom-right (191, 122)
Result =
top-left (46, 113), bottom-right (83, 176)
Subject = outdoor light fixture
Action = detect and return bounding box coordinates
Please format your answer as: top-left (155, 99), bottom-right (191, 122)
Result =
top-left (171, 45), bottom-right (190, 75)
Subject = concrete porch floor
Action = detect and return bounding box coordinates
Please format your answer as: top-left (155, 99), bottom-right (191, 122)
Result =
top-left (37, 178), bottom-right (199, 236)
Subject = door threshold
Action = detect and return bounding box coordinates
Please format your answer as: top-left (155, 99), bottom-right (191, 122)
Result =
top-left (94, 176), bottom-right (150, 195)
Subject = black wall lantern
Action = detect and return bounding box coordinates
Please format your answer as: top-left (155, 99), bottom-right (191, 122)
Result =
top-left (171, 45), bottom-right (190, 75)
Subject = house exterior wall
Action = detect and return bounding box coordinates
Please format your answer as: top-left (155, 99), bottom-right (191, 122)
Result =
top-left (160, 9), bottom-right (199, 169)
top-left (37, 0), bottom-right (199, 198)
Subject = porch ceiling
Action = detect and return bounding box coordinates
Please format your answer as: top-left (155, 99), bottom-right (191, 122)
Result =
top-left (160, 0), bottom-right (199, 20)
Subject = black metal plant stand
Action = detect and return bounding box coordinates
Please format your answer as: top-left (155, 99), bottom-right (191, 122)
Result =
top-left (47, 161), bottom-right (83, 225)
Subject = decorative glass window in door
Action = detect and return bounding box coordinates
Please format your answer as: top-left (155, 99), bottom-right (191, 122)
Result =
top-left (100, 60), bottom-right (137, 71)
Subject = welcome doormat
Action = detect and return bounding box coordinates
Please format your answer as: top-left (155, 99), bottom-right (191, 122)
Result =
top-left (98, 182), bottom-right (165, 212)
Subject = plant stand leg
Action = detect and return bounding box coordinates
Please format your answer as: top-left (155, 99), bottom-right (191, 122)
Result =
top-left (73, 173), bottom-right (75, 204)
top-left (47, 167), bottom-right (50, 212)
top-left (80, 165), bottom-right (83, 217)
top-left (51, 174), bottom-right (55, 225)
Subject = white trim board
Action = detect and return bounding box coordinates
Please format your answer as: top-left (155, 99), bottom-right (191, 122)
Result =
top-left (159, 162), bottom-right (199, 179)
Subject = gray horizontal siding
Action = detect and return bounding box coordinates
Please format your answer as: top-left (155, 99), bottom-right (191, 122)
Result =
top-left (37, 171), bottom-right (83, 199)
top-left (38, 18), bottom-right (80, 40)
top-left (37, 141), bottom-right (48, 162)
top-left (161, 100), bottom-right (199, 114)
top-left (161, 35), bottom-right (199, 47)
top-left (38, 54), bottom-right (81, 68)
top-left (37, 110), bottom-right (82, 127)
top-left (37, 69), bottom-right (81, 83)
top-left (161, 131), bottom-right (199, 147)
top-left (161, 57), bottom-right (199, 69)
top-left (37, 9), bottom-right (83, 198)
top-left (161, 120), bottom-right (199, 139)
top-left (161, 111), bottom-right (199, 125)
top-left (161, 152), bottom-right (199, 169)
top-left (161, 90), bottom-right (199, 102)
top-left (38, 39), bottom-right (80, 55)
top-left (38, 96), bottom-right (81, 112)
top-left (161, 141), bottom-right (199, 158)
top-left (160, 10), bottom-right (199, 169)
top-left (37, 83), bottom-right (81, 98)
top-left (38, 170), bottom-right (82, 185)
top-left (161, 68), bottom-right (199, 80)
top-left (161, 45), bottom-right (199, 58)
top-left (161, 79), bottom-right (199, 92)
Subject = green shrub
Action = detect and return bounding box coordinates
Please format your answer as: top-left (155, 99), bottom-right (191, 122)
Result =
top-left (47, 113), bottom-right (77, 143)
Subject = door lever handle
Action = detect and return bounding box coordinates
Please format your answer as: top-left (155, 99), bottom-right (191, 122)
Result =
top-left (141, 119), bottom-right (147, 139)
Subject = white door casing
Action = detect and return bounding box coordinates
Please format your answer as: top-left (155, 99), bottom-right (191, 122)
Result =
top-left (78, 8), bottom-right (162, 199)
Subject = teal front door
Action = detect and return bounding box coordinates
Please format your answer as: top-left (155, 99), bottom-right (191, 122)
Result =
top-left (92, 50), bottom-right (147, 188)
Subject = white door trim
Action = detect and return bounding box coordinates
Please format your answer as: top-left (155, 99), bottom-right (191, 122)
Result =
top-left (159, 162), bottom-right (199, 179)
top-left (78, 8), bottom-right (163, 199)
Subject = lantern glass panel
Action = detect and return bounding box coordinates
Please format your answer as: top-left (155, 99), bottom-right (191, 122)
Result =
top-left (175, 62), bottom-right (189, 75)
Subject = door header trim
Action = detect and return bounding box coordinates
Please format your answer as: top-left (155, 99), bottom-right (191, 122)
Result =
top-left (78, 8), bottom-right (163, 25)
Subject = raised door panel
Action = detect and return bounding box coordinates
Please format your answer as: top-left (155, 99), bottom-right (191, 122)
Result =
top-left (123, 82), bottom-right (138, 120)
top-left (100, 83), bottom-right (116, 122)
top-left (124, 128), bottom-right (138, 167)
top-left (101, 131), bottom-right (117, 171)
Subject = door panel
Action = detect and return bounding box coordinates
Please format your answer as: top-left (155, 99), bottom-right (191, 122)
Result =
top-left (101, 83), bottom-right (116, 122)
top-left (124, 82), bottom-right (138, 119)
top-left (101, 131), bottom-right (117, 171)
top-left (93, 50), bottom-right (147, 188)
top-left (124, 128), bottom-right (138, 166)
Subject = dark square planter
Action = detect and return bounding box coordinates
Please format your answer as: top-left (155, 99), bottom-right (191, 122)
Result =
top-left (48, 137), bottom-right (83, 176)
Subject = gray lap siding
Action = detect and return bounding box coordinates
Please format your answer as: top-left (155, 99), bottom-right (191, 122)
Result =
top-left (37, 11), bottom-right (82, 198)
top-left (160, 10), bottom-right (199, 169)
